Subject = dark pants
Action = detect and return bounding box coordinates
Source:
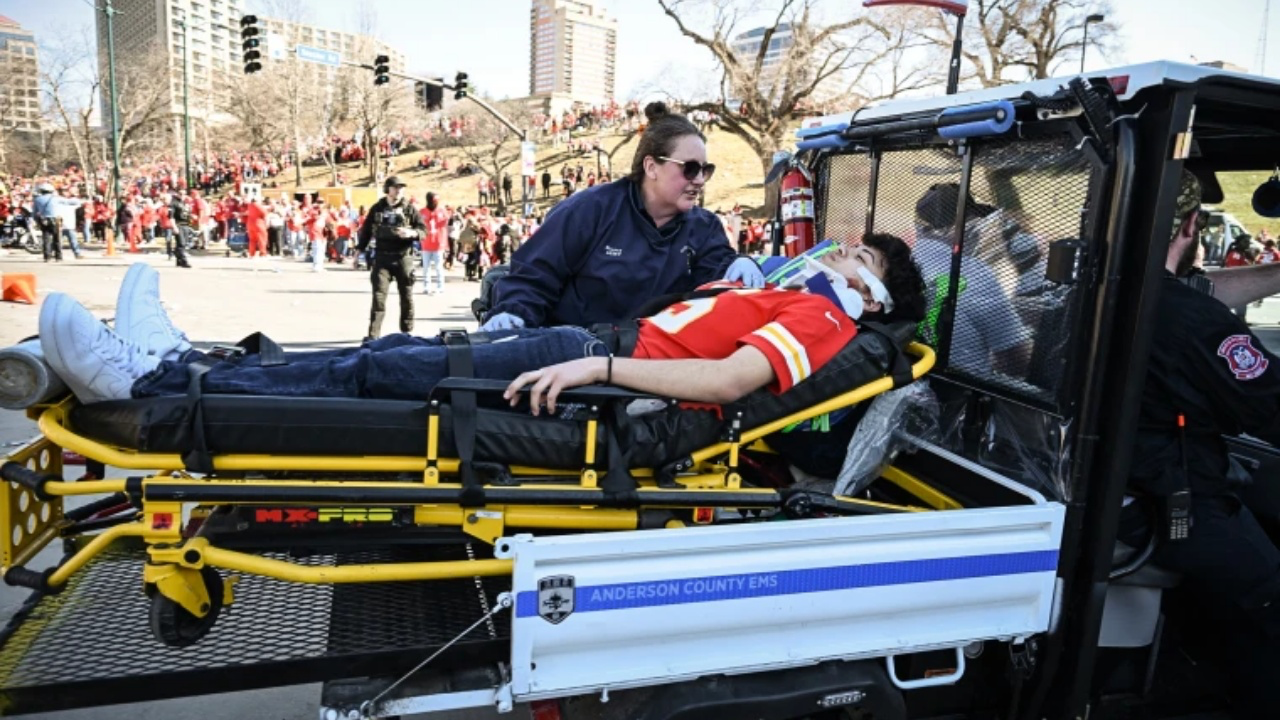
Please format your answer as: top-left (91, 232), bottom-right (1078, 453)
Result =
top-left (267, 226), bottom-right (282, 256)
top-left (164, 228), bottom-right (190, 266)
top-left (39, 219), bottom-right (60, 260)
top-left (368, 252), bottom-right (416, 339)
top-left (132, 328), bottom-right (606, 400)
top-left (1121, 495), bottom-right (1280, 718)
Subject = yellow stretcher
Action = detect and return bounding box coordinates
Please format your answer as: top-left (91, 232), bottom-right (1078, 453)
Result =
top-left (0, 341), bottom-right (935, 646)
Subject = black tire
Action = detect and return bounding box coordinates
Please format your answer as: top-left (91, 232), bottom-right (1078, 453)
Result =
top-left (149, 566), bottom-right (224, 647)
top-left (22, 231), bottom-right (40, 254)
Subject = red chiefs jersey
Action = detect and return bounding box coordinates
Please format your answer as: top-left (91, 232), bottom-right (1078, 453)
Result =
top-left (632, 285), bottom-right (856, 394)
top-left (420, 206), bottom-right (450, 252)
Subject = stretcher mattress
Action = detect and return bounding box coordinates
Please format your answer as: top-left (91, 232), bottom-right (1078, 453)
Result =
top-left (67, 323), bottom-right (914, 470)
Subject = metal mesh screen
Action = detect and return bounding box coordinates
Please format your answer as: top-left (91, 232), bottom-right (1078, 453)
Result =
top-left (0, 540), bottom-right (508, 712)
top-left (816, 152), bottom-right (871, 244)
top-left (944, 138), bottom-right (1092, 404)
top-left (871, 147), bottom-right (964, 242)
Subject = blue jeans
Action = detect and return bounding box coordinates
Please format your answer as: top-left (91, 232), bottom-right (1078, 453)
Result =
top-left (60, 228), bottom-right (81, 256)
top-left (422, 250), bottom-right (445, 292)
top-left (132, 327), bottom-right (607, 400)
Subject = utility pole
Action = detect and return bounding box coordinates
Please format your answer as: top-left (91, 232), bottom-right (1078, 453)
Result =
top-left (103, 0), bottom-right (122, 207)
top-left (177, 11), bottom-right (193, 190)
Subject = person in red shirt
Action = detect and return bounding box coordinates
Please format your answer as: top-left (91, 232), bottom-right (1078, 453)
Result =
top-left (419, 191), bottom-right (450, 294)
top-left (47, 234), bottom-right (925, 410)
top-left (505, 233), bottom-right (926, 412)
top-left (1225, 237), bottom-right (1254, 267)
top-left (241, 196), bottom-right (269, 258)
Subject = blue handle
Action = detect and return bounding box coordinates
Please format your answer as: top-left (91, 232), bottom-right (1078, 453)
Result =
top-left (796, 122), bottom-right (849, 140)
top-left (796, 135), bottom-right (851, 151)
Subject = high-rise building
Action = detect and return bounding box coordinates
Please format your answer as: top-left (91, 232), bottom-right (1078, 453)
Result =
top-left (730, 24), bottom-right (795, 96)
top-left (94, 1), bottom-right (405, 139)
top-left (94, 0), bottom-right (247, 137)
top-left (0, 15), bottom-right (41, 132)
top-left (529, 0), bottom-right (616, 106)
top-left (257, 17), bottom-right (404, 82)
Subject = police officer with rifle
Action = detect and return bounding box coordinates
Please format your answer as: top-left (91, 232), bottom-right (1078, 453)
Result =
top-left (357, 176), bottom-right (425, 340)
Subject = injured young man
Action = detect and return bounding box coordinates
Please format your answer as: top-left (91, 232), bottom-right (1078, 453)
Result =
top-left (39, 233), bottom-right (926, 413)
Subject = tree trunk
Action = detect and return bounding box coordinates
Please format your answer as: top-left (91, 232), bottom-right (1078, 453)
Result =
top-left (293, 124), bottom-right (304, 187)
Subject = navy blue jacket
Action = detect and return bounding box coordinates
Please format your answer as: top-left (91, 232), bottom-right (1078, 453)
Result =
top-left (489, 179), bottom-right (737, 327)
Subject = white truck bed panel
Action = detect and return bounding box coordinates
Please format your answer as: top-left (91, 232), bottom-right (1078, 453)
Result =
top-left (498, 504), bottom-right (1066, 700)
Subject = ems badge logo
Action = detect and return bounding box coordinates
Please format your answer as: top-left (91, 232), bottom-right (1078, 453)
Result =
top-left (538, 575), bottom-right (576, 624)
top-left (1217, 334), bottom-right (1269, 381)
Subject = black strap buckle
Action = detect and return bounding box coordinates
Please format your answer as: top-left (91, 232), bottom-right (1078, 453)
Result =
top-left (206, 345), bottom-right (245, 361)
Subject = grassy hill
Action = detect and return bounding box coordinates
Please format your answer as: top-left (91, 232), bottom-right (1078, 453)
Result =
top-left (278, 128), bottom-right (772, 216)
top-left (1216, 171), bottom-right (1280, 237)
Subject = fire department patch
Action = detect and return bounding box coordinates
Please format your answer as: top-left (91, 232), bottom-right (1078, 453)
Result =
top-left (537, 575), bottom-right (575, 624)
top-left (1217, 334), bottom-right (1269, 380)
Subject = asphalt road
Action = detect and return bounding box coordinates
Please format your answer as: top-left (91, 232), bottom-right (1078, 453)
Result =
top-left (0, 244), bottom-right (516, 719)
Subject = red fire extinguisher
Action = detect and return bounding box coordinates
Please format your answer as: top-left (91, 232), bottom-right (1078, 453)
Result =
top-left (779, 163), bottom-right (815, 257)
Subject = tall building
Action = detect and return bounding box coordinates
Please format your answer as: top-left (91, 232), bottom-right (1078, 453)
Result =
top-left (730, 24), bottom-right (795, 96)
top-left (257, 17), bottom-right (404, 80)
top-left (94, 1), bottom-right (405, 140)
top-left (0, 15), bottom-right (41, 132)
top-left (94, 0), bottom-right (247, 138)
top-left (529, 0), bottom-right (616, 106)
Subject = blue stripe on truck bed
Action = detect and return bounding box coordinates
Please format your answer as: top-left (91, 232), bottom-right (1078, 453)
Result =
top-left (516, 549), bottom-right (1059, 617)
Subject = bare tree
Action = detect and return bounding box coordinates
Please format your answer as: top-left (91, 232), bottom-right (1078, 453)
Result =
top-left (923, 0), bottom-right (1118, 88)
top-left (445, 100), bottom-right (533, 205)
top-left (656, 0), bottom-right (937, 210)
top-left (39, 28), bottom-right (102, 192)
top-left (344, 2), bottom-right (415, 186)
top-left (112, 46), bottom-right (179, 163)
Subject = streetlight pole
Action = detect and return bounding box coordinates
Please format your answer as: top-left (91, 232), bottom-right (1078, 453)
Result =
top-left (177, 11), bottom-right (192, 190)
top-left (1081, 14), bottom-right (1105, 74)
top-left (104, 0), bottom-right (122, 207)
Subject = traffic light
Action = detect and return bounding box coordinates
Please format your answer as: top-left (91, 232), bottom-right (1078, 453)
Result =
top-left (373, 55), bottom-right (390, 86)
top-left (240, 15), bottom-right (261, 74)
top-left (454, 71), bottom-right (469, 100)
top-left (414, 80), bottom-right (444, 110)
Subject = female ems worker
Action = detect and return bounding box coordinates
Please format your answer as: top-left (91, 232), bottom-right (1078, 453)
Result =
top-left (480, 102), bottom-right (762, 331)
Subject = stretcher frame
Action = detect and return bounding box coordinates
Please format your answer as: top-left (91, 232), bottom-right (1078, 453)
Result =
top-left (1, 343), bottom-right (934, 646)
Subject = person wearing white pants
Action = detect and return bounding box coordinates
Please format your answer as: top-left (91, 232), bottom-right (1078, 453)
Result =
top-left (421, 250), bottom-right (445, 294)
top-left (420, 192), bottom-right (450, 294)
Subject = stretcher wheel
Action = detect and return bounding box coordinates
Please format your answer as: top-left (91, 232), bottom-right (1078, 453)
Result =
top-left (149, 566), bottom-right (224, 647)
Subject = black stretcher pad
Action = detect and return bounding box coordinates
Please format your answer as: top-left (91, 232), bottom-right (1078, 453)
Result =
top-left (68, 324), bottom-right (912, 470)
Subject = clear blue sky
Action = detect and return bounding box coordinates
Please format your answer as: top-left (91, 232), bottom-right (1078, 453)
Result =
top-left (2, 0), bottom-right (1277, 102)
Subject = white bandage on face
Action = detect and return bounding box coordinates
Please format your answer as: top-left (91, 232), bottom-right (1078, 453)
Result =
top-left (779, 256), bottom-right (873, 319)
top-left (856, 266), bottom-right (894, 313)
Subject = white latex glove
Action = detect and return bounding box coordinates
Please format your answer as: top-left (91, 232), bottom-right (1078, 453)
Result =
top-left (480, 312), bottom-right (526, 332)
top-left (723, 256), bottom-right (765, 288)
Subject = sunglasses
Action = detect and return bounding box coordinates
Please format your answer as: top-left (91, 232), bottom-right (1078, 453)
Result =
top-left (658, 156), bottom-right (717, 182)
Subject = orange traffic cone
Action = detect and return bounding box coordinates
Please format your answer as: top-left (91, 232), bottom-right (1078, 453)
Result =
top-left (1, 273), bottom-right (36, 304)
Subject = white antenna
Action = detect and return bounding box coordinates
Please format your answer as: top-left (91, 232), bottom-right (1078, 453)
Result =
top-left (1258, 0), bottom-right (1271, 75)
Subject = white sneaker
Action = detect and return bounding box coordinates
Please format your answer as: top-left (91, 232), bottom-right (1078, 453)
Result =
top-left (114, 263), bottom-right (192, 360)
top-left (40, 293), bottom-right (159, 404)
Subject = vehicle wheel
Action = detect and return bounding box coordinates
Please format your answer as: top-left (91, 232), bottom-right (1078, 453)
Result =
top-left (149, 566), bottom-right (224, 647)
top-left (22, 233), bottom-right (40, 254)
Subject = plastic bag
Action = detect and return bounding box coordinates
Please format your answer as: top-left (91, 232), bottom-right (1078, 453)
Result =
top-left (834, 380), bottom-right (941, 497)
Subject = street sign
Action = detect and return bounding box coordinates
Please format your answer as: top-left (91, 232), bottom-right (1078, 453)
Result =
top-left (295, 44), bottom-right (341, 68)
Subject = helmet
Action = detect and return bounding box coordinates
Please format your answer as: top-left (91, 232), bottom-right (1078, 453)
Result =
top-left (36, 182), bottom-right (54, 194)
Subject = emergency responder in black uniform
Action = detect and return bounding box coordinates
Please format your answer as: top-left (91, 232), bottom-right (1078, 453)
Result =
top-left (1124, 170), bottom-right (1279, 719)
top-left (357, 176), bottom-right (425, 340)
